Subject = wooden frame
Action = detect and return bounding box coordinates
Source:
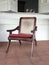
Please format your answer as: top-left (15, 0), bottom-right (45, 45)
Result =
top-left (6, 17), bottom-right (37, 56)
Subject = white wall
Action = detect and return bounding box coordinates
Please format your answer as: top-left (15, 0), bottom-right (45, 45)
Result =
top-left (0, 13), bottom-right (49, 42)
top-left (37, 18), bottom-right (49, 40)
top-left (39, 0), bottom-right (49, 13)
top-left (0, 0), bottom-right (18, 12)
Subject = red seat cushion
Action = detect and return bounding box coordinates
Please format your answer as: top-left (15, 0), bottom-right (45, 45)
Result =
top-left (9, 34), bottom-right (33, 38)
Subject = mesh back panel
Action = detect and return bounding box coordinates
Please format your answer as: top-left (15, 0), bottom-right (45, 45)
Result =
top-left (20, 18), bottom-right (35, 34)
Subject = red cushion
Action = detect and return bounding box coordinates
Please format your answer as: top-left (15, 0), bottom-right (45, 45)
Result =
top-left (9, 34), bottom-right (33, 38)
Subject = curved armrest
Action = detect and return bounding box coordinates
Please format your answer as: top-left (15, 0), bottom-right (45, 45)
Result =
top-left (31, 26), bottom-right (37, 33)
top-left (7, 26), bottom-right (20, 34)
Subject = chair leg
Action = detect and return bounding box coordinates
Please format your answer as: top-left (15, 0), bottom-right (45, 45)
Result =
top-left (19, 40), bottom-right (21, 45)
top-left (34, 39), bottom-right (37, 46)
top-left (34, 34), bottom-right (37, 46)
top-left (6, 40), bottom-right (11, 53)
top-left (31, 39), bottom-right (34, 57)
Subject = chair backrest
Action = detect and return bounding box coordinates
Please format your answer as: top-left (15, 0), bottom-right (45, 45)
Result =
top-left (19, 17), bottom-right (36, 34)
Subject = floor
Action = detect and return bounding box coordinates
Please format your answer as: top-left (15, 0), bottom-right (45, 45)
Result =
top-left (0, 41), bottom-right (49, 65)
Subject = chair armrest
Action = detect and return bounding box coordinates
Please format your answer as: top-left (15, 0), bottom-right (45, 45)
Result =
top-left (7, 26), bottom-right (20, 34)
top-left (31, 26), bottom-right (37, 33)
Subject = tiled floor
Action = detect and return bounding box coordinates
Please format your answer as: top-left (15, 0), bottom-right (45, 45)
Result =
top-left (0, 41), bottom-right (49, 65)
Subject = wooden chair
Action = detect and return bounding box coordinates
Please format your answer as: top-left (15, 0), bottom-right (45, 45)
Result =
top-left (6, 17), bottom-right (37, 56)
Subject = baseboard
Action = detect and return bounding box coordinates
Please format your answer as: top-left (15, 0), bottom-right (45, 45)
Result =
top-left (0, 40), bottom-right (49, 43)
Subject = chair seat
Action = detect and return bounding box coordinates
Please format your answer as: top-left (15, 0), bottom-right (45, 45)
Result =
top-left (9, 34), bottom-right (33, 38)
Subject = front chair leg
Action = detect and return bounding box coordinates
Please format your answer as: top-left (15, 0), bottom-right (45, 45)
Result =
top-left (34, 34), bottom-right (37, 46)
top-left (31, 37), bottom-right (35, 57)
top-left (31, 42), bottom-right (33, 57)
top-left (34, 39), bottom-right (37, 46)
top-left (6, 40), bottom-right (11, 53)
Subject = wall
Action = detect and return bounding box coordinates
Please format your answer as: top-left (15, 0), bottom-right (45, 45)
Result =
top-left (0, 0), bottom-right (18, 12)
top-left (39, 0), bottom-right (49, 13)
top-left (0, 13), bottom-right (49, 42)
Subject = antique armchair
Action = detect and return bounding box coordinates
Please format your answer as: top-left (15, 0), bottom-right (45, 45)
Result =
top-left (6, 17), bottom-right (37, 56)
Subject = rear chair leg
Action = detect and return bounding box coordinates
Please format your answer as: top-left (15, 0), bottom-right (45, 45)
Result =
top-left (19, 40), bottom-right (21, 46)
top-left (6, 40), bottom-right (11, 53)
